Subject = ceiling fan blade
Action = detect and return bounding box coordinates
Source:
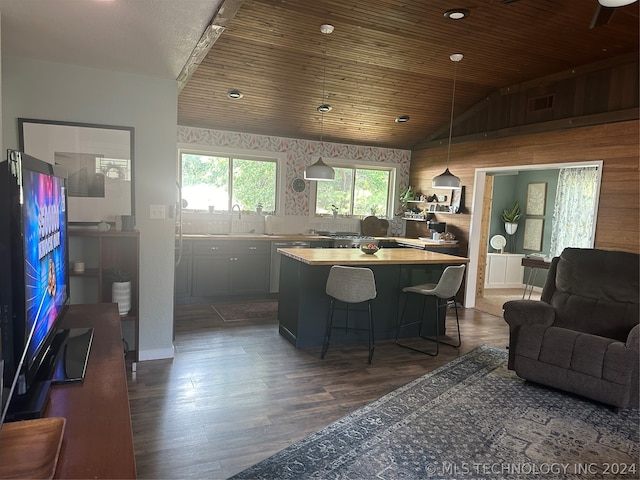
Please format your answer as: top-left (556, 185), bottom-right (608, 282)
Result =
top-left (590, 3), bottom-right (615, 29)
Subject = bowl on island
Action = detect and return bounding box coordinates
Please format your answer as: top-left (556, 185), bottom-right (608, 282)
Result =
top-left (361, 244), bottom-right (380, 255)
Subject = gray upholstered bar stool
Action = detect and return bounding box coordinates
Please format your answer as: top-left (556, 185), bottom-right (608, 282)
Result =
top-left (395, 264), bottom-right (466, 356)
top-left (321, 265), bottom-right (377, 364)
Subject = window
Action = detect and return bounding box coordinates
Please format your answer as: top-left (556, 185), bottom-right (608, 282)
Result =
top-left (315, 166), bottom-right (392, 217)
top-left (549, 166), bottom-right (599, 257)
top-left (180, 152), bottom-right (277, 213)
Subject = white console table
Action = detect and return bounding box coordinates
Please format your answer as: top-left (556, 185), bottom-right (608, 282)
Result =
top-left (485, 253), bottom-right (524, 289)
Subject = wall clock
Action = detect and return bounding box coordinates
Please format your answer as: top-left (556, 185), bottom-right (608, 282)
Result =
top-left (292, 177), bottom-right (306, 192)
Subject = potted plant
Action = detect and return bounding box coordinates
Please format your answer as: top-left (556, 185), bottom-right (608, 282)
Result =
top-left (501, 201), bottom-right (521, 234)
top-left (399, 185), bottom-right (413, 211)
top-left (106, 269), bottom-right (132, 316)
top-left (331, 204), bottom-right (339, 218)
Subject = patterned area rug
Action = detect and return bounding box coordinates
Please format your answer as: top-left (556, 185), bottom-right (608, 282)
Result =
top-left (232, 346), bottom-right (639, 479)
top-left (211, 301), bottom-right (278, 322)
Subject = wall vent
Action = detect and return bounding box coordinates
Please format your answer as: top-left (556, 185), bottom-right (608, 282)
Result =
top-left (528, 94), bottom-right (555, 112)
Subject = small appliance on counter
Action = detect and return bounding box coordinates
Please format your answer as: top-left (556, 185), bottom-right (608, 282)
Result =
top-left (427, 220), bottom-right (446, 239)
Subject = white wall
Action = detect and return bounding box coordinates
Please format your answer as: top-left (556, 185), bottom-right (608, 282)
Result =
top-left (2, 56), bottom-right (177, 361)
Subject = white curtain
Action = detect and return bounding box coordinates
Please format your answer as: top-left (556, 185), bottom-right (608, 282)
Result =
top-left (549, 166), bottom-right (599, 258)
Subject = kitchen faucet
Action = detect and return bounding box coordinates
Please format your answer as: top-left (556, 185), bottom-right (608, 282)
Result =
top-left (232, 204), bottom-right (241, 219)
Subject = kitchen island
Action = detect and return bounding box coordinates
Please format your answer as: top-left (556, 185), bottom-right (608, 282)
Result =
top-left (277, 248), bottom-right (468, 348)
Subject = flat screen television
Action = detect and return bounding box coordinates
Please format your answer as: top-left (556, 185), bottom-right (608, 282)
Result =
top-left (0, 150), bottom-right (90, 423)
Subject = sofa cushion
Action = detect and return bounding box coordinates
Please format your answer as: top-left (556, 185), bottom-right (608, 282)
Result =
top-left (550, 248), bottom-right (639, 340)
top-left (519, 325), bottom-right (635, 386)
top-left (555, 248), bottom-right (639, 303)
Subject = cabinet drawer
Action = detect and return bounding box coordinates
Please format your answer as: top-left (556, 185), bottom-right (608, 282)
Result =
top-left (193, 240), bottom-right (234, 255)
top-left (235, 242), bottom-right (270, 255)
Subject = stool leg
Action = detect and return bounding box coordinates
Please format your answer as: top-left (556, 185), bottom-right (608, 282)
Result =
top-left (440, 298), bottom-right (461, 348)
top-left (395, 292), bottom-right (409, 341)
top-left (395, 293), bottom-right (439, 357)
top-left (321, 298), bottom-right (336, 359)
top-left (367, 300), bottom-right (375, 364)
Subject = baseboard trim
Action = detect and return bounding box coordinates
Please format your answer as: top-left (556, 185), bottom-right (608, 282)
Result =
top-left (138, 346), bottom-right (175, 361)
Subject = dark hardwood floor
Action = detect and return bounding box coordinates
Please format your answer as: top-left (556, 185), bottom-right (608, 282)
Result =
top-left (128, 300), bottom-right (509, 479)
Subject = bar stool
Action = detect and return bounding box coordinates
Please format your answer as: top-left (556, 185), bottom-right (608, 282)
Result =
top-left (395, 264), bottom-right (466, 356)
top-left (321, 265), bottom-right (377, 364)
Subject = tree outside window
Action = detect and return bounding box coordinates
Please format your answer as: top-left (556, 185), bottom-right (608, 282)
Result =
top-left (181, 153), bottom-right (277, 212)
top-left (316, 166), bottom-right (391, 217)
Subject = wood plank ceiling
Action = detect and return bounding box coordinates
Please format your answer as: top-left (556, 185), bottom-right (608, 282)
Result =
top-left (178, 0), bottom-right (639, 150)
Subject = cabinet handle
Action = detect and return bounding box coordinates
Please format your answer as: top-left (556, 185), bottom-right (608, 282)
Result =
top-left (211, 247), bottom-right (219, 250)
top-left (249, 246), bottom-right (257, 250)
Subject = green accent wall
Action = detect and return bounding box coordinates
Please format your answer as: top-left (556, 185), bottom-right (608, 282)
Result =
top-left (489, 169), bottom-right (559, 288)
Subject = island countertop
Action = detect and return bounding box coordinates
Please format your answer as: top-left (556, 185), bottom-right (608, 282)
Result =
top-left (277, 247), bottom-right (468, 266)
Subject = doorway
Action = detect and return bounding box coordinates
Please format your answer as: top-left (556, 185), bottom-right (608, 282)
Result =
top-left (464, 160), bottom-right (603, 310)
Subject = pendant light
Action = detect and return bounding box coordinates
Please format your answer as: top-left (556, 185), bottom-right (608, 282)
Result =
top-left (432, 53), bottom-right (463, 190)
top-left (305, 24), bottom-right (336, 181)
top-left (598, 0), bottom-right (637, 6)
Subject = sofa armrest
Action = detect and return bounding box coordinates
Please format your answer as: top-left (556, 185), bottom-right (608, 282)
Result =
top-left (503, 300), bottom-right (556, 370)
top-left (626, 324), bottom-right (639, 352)
top-left (503, 300), bottom-right (556, 328)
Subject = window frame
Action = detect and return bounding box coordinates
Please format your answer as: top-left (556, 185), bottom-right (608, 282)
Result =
top-left (177, 146), bottom-right (286, 214)
top-left (309, 157), bottom-right (398, 218)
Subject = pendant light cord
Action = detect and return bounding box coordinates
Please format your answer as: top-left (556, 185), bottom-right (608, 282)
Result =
top-left (446, 60), bottom-right (459, 169)
top-left (320, 50), bottom-right (326, 154)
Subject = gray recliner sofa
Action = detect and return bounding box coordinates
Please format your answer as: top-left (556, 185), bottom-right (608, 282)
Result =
top-left (503, 248), bottom-right (639, 408)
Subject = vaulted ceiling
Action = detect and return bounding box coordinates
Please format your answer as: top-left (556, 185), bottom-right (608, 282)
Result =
top-left (179, 0), bottom-right (639, 150)
top-left (0, 0), bottom-right (637, 151)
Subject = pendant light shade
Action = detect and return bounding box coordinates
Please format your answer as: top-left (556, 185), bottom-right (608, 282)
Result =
top-left (432, 53), bottom-right (463, 190)
top-left (432, 168), bottom-right (461, 188)
top-left (598, 0), bottom-right (636, 6)
top-left (305, 157), bottom-right (335, 181)
top-left (305, 24), bottom-right (336, 182)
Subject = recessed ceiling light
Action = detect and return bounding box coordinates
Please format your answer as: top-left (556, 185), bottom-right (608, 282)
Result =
top-left (444, 9), bottom-right (470, 20)
top-left (320, 24), bottom-right (335, 35)
top-left (395, 115), bottom-right (410, 123)
top-left (317, 103), bottom-right (332, 113)
top-left (227, 89), bottom-right (243, 99)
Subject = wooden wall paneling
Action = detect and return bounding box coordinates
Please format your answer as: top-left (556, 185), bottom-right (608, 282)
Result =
top-left (409, 120), bottom-right (639, 256)
top-left (585, 69), bottom-right (611, 114)
top-left (476, 175), bottom-right (494, 298)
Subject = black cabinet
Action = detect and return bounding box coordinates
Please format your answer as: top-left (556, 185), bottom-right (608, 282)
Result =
top-left (231, 242), bottom-right (270, 294)
top-left (191, 240), bottom-right (269, 297)
top-left (174, 240), bottom-right (192, 298)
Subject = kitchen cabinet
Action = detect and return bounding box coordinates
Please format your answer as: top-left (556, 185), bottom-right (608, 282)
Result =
top-left (68, 229), bottom-right (139, 360)
top-left (174, 239), bottom-right (192, 299)
top-left (191, 240), bottom-right (269, 297)
top-left (485, 253), bottom-right (524, 289)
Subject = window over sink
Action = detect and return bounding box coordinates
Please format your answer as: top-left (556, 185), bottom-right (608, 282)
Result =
top-left (180, 151), bottom-right (278, 213)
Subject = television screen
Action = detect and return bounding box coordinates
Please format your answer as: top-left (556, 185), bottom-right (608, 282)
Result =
top-left (22, 167), bottom-right (69, 368)
top-left (1, 150), bottom-right (72, 422)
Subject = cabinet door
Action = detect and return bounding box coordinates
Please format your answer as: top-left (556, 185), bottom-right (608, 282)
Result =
top-left (174, 240), bottom-right (192, 298)
top-left (505, 255), bottom-right (524, 285)
top-left (174, 255), bottom-right (192, 297)
top-left (192, 256), bottom-right (231, 296)
top-left (231, 242), bottom-right (270, 294)
top-left (487, 255), bottom-right (507, 287)
top-left (231, 254), bottom-right (269, 294)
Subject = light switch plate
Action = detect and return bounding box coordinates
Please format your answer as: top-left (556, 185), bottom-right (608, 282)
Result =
top-left (150, 204), bottom-right (166, 219)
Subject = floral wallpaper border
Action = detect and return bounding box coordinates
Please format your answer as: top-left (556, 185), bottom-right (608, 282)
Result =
top-left (177, 126), bottom-right (411, 216)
